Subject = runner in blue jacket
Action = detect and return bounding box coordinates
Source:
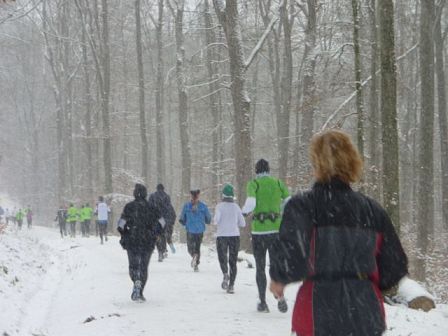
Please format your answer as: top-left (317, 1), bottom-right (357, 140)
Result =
top-left (179, 189), bottom-right (211, 271)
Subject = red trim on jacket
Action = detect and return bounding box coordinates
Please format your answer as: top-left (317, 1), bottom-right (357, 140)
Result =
top-left (372, 233), bottom-right (385, 322)
top-left (292, 281), bottom-right (314, 336)
top-left (292, 227), bottom-right (316, 336)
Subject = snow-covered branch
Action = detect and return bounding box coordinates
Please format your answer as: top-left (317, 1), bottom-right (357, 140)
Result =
top-left (244, 13), bottom-right (279, 71)
top-left (320, 43), bottom-right (419, 131)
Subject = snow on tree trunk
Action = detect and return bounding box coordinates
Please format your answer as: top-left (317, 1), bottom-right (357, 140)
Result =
top-left (174, 0), bottom-right (192, 197)
top-left (378, 0), bottom-right (400, 233)
top-left (434, 3), bottom-right (448, 232)
top-left (101, 0), bottom-right (113, 194)
top-left (297, 0), bottom-right (317, 190)
top-left (416, 0), bottom-right (435, 281)
top-left (155, 0), bottom-right (165, 185)
top-left (134, 0), bottom-right (149, 185)
top-left (213, 0), bottom-right (253, 250)
top-left (204, 0), bottom-right (222, 205)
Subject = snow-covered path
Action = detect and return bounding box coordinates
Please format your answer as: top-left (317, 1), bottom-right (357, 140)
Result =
top-left (1, 226), bottom-right (448, 336)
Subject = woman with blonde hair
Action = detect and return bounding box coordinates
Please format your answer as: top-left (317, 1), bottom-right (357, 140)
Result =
top-left (269, 129), bottom-right (408, 336)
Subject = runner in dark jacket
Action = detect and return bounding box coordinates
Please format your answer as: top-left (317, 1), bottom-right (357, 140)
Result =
top-left (55, 207), bottom-right (67, 238)
top-left (148, 184), bottom-right (177, 261)
top-left (269, 130), bottom-right (408, 336)
top-left (118, 183), bottom-right (161, 302)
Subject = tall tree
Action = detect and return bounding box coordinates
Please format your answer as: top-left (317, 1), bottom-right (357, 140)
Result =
top-left (378, 0), bottom-right (400, 234)
top-left (80, 4), bottom-right (94, 199)
top-left (297, 0), bottom-right (317, 189)
top-left (155, 0), bottom-right (165, 184)
top-left (213, 0), bottom-right (277, 250)
top-left (204, 0), bottom-right (222, 204)
top-left (278, 0), bottom-right (293, 181)
top-left (368, 0), bottom-right (381, 199)
top-left (416, 0), bottom-right (435, 281)
top-left (101, 0), bottom-right (113, 194)
top-left (171, 0), bottom-right (191, 196)
top-left (435, 0), bottom-right (448, 231)
top-left (135, 0), bottom-right (149, 183)
top-left (213, 0), bottom-right (253, 207)
top-left (352, 0), bottom-right (364, 158)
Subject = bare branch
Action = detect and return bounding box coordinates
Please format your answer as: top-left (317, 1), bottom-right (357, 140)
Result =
top-left (244, 4), bottom-right (281, 71)
top-left (320, 43), bottom-right (419, 131)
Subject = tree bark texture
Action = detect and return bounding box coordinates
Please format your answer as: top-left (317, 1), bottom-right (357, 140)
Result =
top-left (416, 0), bottom-right (435, 281)
top-left (135, 0), bottom-right (149, 184)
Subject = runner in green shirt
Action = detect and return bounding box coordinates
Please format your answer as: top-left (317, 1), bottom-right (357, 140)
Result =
top-left (80, 203), bottom-right (94, 237)
top-left (242, 159), bottom-right (290, 313)
top-left (67, 204), bottom-right (79, 238)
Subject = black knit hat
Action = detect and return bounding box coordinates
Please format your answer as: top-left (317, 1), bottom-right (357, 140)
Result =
top-left (133, 183), bottom-right (148, 200)
top-left (255, 159), bottom-right (270, 174)
top-left (190, 188), bottom-right (200, 197)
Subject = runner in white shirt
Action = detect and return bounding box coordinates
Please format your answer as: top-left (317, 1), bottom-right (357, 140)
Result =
top-left (96, 196), bottom-right (111, 244)
top-left (213, 184), bottom-right (246, 294)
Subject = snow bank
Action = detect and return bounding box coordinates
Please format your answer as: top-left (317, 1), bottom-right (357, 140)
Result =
top-left (0, 226), bottom-right (60, 335)
top-left (397, 276), bottom-right (435, 302)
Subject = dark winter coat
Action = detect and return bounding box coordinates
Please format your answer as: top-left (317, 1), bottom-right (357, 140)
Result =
top-left (148, 190), bottom-right (176, 226)
top-left (118, 184), bottom-right (161, 252)
top-left (270, 178), bottom-right (408, 336)
top-left (55, 209), bottom-right (67, 224)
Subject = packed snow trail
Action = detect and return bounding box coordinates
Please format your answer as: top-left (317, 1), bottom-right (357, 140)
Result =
top-left (1, 226), bottom-right (448, 336)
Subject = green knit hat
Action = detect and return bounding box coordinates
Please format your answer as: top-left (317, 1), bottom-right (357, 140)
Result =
top-left (222, 184), bottom-right (234, 198)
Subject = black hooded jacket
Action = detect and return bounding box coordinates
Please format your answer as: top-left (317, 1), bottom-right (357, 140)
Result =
top-left (118, 184), bottom-right (161, 251)
top-left (270, 178), bottom-right (408, 336)
top-left (148, 190), bottom-right (176, 226)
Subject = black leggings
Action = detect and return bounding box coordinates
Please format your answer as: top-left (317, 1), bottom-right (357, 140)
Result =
top-left (59, 220), bottom-right (66, 237)
top-left (69, 221), bottom-right (76, 237)
top-left (81, 220), bottom-right (91, 236)
top-left (216, 236), bottom-right (240, 286)
top-left (127, 248), bottom-right (153, 290)
top-left (99, 222), bottom-right (108, 242)
top-left (156, 228), bottom-right (167, 254)
top-left (165, 223), bottom-right (174, 245)
top-left (252, 233), bottom-right (279, 303)
top-left (187, 232), bottom-right (203, 264)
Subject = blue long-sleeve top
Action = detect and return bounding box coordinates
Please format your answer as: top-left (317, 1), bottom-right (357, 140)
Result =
top-left (179, 201), bottom-right (211, 234)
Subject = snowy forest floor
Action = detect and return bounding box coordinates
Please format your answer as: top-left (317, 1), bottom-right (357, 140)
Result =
top-left (0, 225), bottom-right (448, 336)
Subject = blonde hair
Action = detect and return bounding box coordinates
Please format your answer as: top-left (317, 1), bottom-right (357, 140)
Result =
top-left (310, 129), bottom-right (363, 184)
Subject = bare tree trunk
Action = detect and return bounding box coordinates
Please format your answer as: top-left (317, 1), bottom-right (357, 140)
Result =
top-left (61, 2), bottom-right (74, 196)
top-left (121, 16), bottom-right (130, 171)
top-left (416, 0), bottom-right (435, 281)
top-left (298, 0), bottom-right (317, 189)
top-left (81, 17), bottom-right (94, 199)
top-left (213, 0), bottom-right (254, 251)
top-left (435, 1), bottom-right (448, 231)
top-left (156, 0), bottom-right (165, 184)
top-left (368, 0), bottom-right (381, 199)
top-left (204, 0), bottom-right (221, 204)
top-left (42, 0), bottom-right (66, 204)
top-left (379, 0), bottom-right (400, 233)
top-left (101, 0), bottom-right (113, 194)
top-left (278, 0), bottom-right (293, 181)
top-left (135, 0), bottom-right (149, 184)
top-left (259, 0), bottom-right (281, 175)
top-left (352, 0), bottom-right (365, 158)
top-left (174, 0), bottom-right (191, 196)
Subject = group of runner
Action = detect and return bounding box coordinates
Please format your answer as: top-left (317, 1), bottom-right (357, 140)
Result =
top-left (55, 196), bottom-right (110, 244)
top-left (0, 206), bottom-right (33, 230)
top-left (117, 130), bottom-right (408, 336)
top-left (117, 158), bottom-right (290, 314)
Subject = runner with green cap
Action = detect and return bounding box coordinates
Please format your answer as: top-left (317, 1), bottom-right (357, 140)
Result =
top-left (214, 184), bottom-right (246, 293)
